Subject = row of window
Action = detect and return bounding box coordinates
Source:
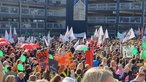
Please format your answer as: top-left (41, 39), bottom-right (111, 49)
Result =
top-left (88, 16), bottom-right (142, 23)
top-left (0, 0), bottom-right (66, 5)
top-left (88, 2), bottom-right (144, 10)
top-left (0, 22), bottom-right (66, 29)
top-left (0, 6), bottom-right (66, 16)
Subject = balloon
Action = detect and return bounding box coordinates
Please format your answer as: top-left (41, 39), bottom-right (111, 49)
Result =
top-left (131, 48), bottom-right (138, 55)
top-left (83, 47), bottom-right (88, 52)
top-left (20, 55), bottom-right (26, 62)
top-left (0, 50), bottom-right (4, 57)
top-left (142, 42), bottom-right (146, 49)
top-left (142, 50), bottom-right (146, 59)
top-left (4, 65), bottom-right (8, 73)
top-left (49, 54), bottom-right (54, 59)
top-left (17, 64), bottom-right (24, 71)
top-left (93, 60), bottom-right (99, 67)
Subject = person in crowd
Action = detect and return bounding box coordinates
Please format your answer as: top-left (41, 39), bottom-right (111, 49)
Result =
top-left (5, 75), bottom-right (16, 82)
top-left (130, 73), bottom-right (145, 82)
top-left (2, 66), bottom-right (16, 82)
top-left (15, 72), bottom-right (25, 82)
top-left (0, 56), bottom-right (4, 82)
top-left (101, 57), bottom-right (107, 67)
top-left (116, 64), bottom-right (124, 79)
top-left (75, 69), bottom-right (82, 82)
top-left (50, 74), bottom-right (62, 82)
top-left (35, 72), bottom-right (42, 80)
top-left (24, 65), bottom-right (33, 82)
top-left (1, 36), bottom-right (146, 82)
top-left (27, 75), bottom-right (37, 82)
top-left (82, 67), bottom-right (115, 82)
top-left (36, 79), bottom-right (49, 82)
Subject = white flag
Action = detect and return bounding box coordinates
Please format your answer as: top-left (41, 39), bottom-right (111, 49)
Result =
top-left (74, 40), bottom-right (79, 49)
top-left (82, 32), bottom-right (86, 43)
top-left (103, 29), bottom-right (109, 41)
top-left (123, 28), bottom-right (135, 43)
top-left (30, 36), bottom-right (34, 43)
top-left (13, 27), bottom-right (17, 36)
top-left (65, 26), bottom-right (69, 37)
top-left (5, 30), bottom-right (9, 40)
top-left (26, 36), bottom-right (30, 42)
top-left (83, 32), bottom-right (86, 39)
top-left (98, 26), bottom-right (104, 36)
top-left (85, 40), bottom-right (89, 46)
top-left (42, 36), bottom-right (46, 41)
top-left (47, 31), bottom-right (50, 40)
top-left (59, 34), bottom-right (63, 42)
top-left (47, 31), bottom-right (51, 43)
top-left (98, 35), bottom-right (102, 45)
top-left (69, 27), bottom-right (76, 41)
top-left (94, 29), bottom-right (98, 37)
top-left (45, 38), bottom-right (49, 46)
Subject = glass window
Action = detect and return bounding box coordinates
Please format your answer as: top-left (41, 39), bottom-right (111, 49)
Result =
top-left (120, 17), bottom-right (129, 23)
top-left (38, 23), bottom-right (45, 28)
top-left (38, 9), bottom-right (45, 16)
top-left (1, 7), bottom-right (9, 13)
top-left (10, 7), bottom-right (18, 14)
top-left (30, 9), bottom-right (37, 15)
top-left (131, 17), bottom-right (141, 23)
top-left (22, 8), bottom-right (29, 15)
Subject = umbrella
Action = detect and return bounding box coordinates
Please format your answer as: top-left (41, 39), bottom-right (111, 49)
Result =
top-left (0, 38), bottom-right (9, 43)
top-left (75, 45), bottom-right (88, 51)
top-left (0, 38), bottom-right (8, 42)
top-left (0, 38), bottom-right (10, 46)
top-left (0, 41), bottom-right (10, 46)
top-left (30, 43), bottom-right (40, 49)
top-left (20, 43), bottom-right (34, 50)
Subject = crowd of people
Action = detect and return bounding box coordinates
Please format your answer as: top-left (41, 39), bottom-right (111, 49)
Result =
top-left (0, 37), bottom-right (146, 82)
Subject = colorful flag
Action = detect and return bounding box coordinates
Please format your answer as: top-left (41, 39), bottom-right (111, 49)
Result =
top-left (89, 36), bottom-right (93, 46)
top-left (117, 32), bottom-right (127, 40)
top-left (9, 26), bottom-right (14, 43)
top-left (85, 50), bottom-right (93, 67)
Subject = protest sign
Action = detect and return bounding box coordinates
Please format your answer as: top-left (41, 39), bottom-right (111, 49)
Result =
top-left (36, 51), bottom-right (49, 70)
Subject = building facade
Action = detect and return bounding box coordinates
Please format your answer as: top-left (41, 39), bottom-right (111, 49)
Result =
top-left (0, 0), bottom-right (66, 36)
top-left (88, 0), bottom-right (146, 36)
top-left (0, 0), bottom-right (145, 37)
